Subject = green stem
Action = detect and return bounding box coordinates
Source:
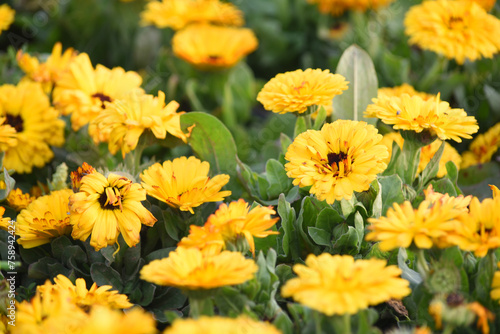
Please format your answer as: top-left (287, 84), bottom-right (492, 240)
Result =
top-left (343, 313), bottom-right (352, 334)
top-left (442, 325), bottom-right (454, 334)
top-left (400, 138), bottom-right (421, 186)
top-left (416, 249), bottom-right (430, 279)
top-left (304, 113), bottom-right (312, 130)
top-left (188, 297), bottom-right (214, 319)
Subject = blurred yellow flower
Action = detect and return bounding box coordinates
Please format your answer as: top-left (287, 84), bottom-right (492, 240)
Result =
top-left (0, 206), bottom-right (12, 232)
top-left (164, 316), bottom-right (281, 334)
top-left (461, 122), bottom-right (500, 168)
top-left (140, 246), bottom-right (258, 290)
top-left (0, 81), bottom-right (65, 173)
top-left (281, 254), bottom-right (410, 315)
top-left (285, 120), bottom-right (388, 203)
top-left (365, 94), bottom-right (478, 142)
top-left (141, 0), bottom-right (244, 30)
top-left (0, 4), bottom-right (14, 35)
top-left (69, 172), bottom-right (157, 251)
top-left (472, 0), bottom-right (496, 11)
top-left (70, 162), bottom-right (97, 192)
top-left (172, 24), bottom-right (258, 70)
top-left (7, 188), bottom-right (35, 211)
top-left (78, 306), bottom-right (157, 334)
top-left (377, 83), bottom-right (435, 101)
top-left (140, 156), bottom-right (231, 214)
top-left (257, 68), bottom-right (348, 114)
top-left (405, 0), bottom-right (500, 64)
top-left (307, 0), bottom-right (395, 17)
top-left (491, 262), bottom-right (500, 301)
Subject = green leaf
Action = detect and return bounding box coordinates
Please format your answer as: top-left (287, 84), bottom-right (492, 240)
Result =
top-left (145, 247), bottom-right (176, 263)
top-left (355, 180), bottom-right (382, 218)
top-left (28, 258), bottom-right (67, 279)
top-left (307, 227), bottom-right (332, 246)
top-left (445, 161), bottom-right (462, 195)
top-left (265, 159), bottom-right (293, 198)
top-left (0, 168), bottom-right (15, 201)
top-left (430, 178), bottom-right (457, 197)
top-left (280, 133), bottom-right (293, 156)
top-left (458, 162), bottom-right (500, 200)
top-left (277, 194), bottom-right (299, 261)
top-left (378, 175), bottom-right (405, 215)
top-left (90, 263), bottom-right (124, 292)
top-left (294, 116), bottom-right (307, 138)
top-left (333, 45), bottom-right (378, 124)
top-left (316, 207), bottom-right (344, 231)
top-left (419, 141), bottom-right (445, 187)
top-left (397, 248), bottom-right (422, 287)
top-left (214, 286), bottom-right (251, 316)
top-left (332, 226), bottom-right (359, 255)
top-left (273, 312), bottom-right (294, 334)
top-left (380, 50), bottom-right (410, 86)
top-left (313, 106), bottom-right (327, 130)
top-left (50, 236), bottom-right (73, 260)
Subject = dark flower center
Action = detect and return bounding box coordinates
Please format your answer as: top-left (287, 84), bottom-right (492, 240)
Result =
top-left (98, 187), bottom-right (123, 211)
top-left (5, 114), bottom-right (24, 132)
top-left (92, 93), bottom-right (112, 109)
top-left (327, 152), bottom-right (347, 168)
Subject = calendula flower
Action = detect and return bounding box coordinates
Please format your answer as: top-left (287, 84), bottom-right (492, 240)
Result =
top-left (90, 91), bottom-right (188, 155)
top-left (78, 306), bottom-right (157, 334)
top-left (307, 0), bottom-right (395, 17)
top-left (17, 42), bottom-right (77, 93)
top-left (164, 316), bottom-right (281, 334)
top-left (70, 162), bottom-right (97, 192)
top-left (53, 53), bottom-right (143, 131)
top-left (281, 254), bottom-right (410, 315)
top-left (284, 120), bottom-right (388, 203)
top-left (0, 4), bottom-right (15, 35)
top-left (377, 83), bottom-right (435, 101)
top-left (69, 172), bottom-right (157, 251)
top-left (140, 156), bottom-right (231, 214)
top-left (490, 262), bottom-right (500, 301)
top-left (38, 275), bottom-right (132, 310)
top-left (0, 206), bottom-right (12, 231)
top-left (405, 0), bottom-right (500, 64)
top-left (365, 94), bottom-right (478, 142)
top-left (140, 246), bottom-right (258, 290)
top-left (179, 199), bottom-right (279, 255)
top-left (257, 68), bottom-right (348, 114)
top-left (447, 186), bottom-right (500, 257)
top-left (7, 188), bottom-right (35, 211)
top-left (141, 0), bottom-right (244, 30)
top-left (0, 81), bottom-right (65, 173)
top-left (473, 0), bottom-right (496, 11)
top-left (13, 189), bottom-right (73, 249)
top-left (423, 184), bottom-right (472, 212)
top-left (461, 122), bottom-right (500, 168)
top-left (172, 24), bottom-right (258, 70)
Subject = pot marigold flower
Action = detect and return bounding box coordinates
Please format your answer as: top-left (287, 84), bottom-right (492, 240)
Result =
top-left (78, 306), bottom-right (157, 334)
top-left (52, 53), bottom-right (143, 131)
top-left (164, 316), bottom-right (281, 334)
top-left (284, 120), bottom-right (388, 203)
top-left (140, 246), bottom-right (258, 290)
top-left (365, 94), bottom-right (478, 143)
top-left (172, 24), bottom-right (258, 70)
top-left (0, 4), bottom-right (14, 35)
top-left (0, 81), bottom-right (65, 174)
top-left (70, 162), bottom-right (97, 192)
top-left (0, 206), bottom-right (12, 231)
top-left (69, 172), bottom-right (157, 251)
top-left (404, 0), bottom-right (500, 64)
top-left (257, 68), bottom-right (348, 114)
top-left (141, 0), bottom-right (244, 30)
top-left (281, 254), bottom-right (411, 316)
top-left (377, 83), bottom-right (435, 101)
top-left (307, 0), bottom-right (395, 17)
top-left (140, 156), bottom-right (231, 214)
top-left (473, 0), bottom-right (496, 11)
top-left (7, 188), bottom-right (35, 211)
top-left (90, 91), bottom-right (188, 155)
top-left (461, 122), bottom-right (500, 168)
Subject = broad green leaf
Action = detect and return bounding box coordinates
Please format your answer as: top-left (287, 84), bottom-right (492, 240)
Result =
top-left (145, 247), bottom-right (176, 263)
top-left (445, 161), bottom-right (462, 195)
top-left (90, 263), bottom-right (124, 292)
top-left (277, 194), bottom-right (299, 260)
top-left (419, 141), bottom-right (445, 188)
top-left (273, 312), bottom-right (294, 334)
top-left (307, 227), bottom-right (331, 246)
top-left (265, 159), bottom-right (293, 198)
top-left (316, 207), bottom-right (344, 231)
top-left (355, 180), bottom-right (382, 218)
top-left (378, 175), bottom-right (405, 215)
top-left (332, 226), bottom-right (359, 255)
top-left (312, 106), bottom-right (327, 130)
top-left (397, 248), bottom-right (422, 287)
top-left (294, 116), bottom-right (307, 138)
top-left (430, 178), bottom-right (457, 197)
top-left (333, 45), bottom-right (378, 124)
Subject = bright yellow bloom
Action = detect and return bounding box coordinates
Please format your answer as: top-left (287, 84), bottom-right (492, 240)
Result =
top-left (365, 94), bottom-right (478, 142)
top-left (281, 254), bottom-right (411, 315)
top-left (257, 68), bottom-right (348, 114)
top-left (140, 246), bottom-right (258, 290)
top-left (405, 0), bottom-right (500, 64)
top-left (461, 122), bottom-right (500, 168)
top-left (172, 24), bottom-right (258, 70)
top-left (90, 91), bottom-right (188, 155)
top-left (70, 162), bottom-right (97, 192)
top-left (69, 172), bottom-right (157, 251)
top-left (7, 188), bottom-right (35, 211)
top-left (38, 274), bottom-right (132, 310)
top-left (0, 81), bottom-right (65, 173)
top-left (490, 262), bottom-right (500, 301)
top-left (0, 206), bottom-right (12, 232)
top-left (140, 156), bottom-right (231, 214)
top-left (472, 0), bottom-right (496, 11)
top-left (53, 53), bottom-right (143, 131)
top-left (285, 120), bottom-right (388, 203)
top-left (0, 4), bottom-right (15, 35)
top-left (423, 184), bottom-right (472, 212)
top-left (14, 189), bottom-right (74, 249)
top-left (141, 0), bottom-right (244, 30)
top-left (179, 199), bottom-right (279, 255)
top-left (164, 316), bottom-right (281, 334)
top-left (377, 83), bottom-right (435, 101)
top-left (78, 306), bottom-right (157, 334)
top-left (307, 0), bottom-right (395, 17)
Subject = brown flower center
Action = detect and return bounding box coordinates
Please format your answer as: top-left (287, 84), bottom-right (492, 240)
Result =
top-left (5, 114), bottom-right (24, 132)
top-left (98, 187), bottom-right (123, 211)
top-left (92, 93), bottom-right (112, 109)
top-left (326, 151), bottom-right (352, 176)
top-left (448, 16), bottom-right (465, 29)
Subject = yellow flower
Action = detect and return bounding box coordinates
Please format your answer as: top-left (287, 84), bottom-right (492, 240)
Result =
top-left (281, 254), bottom-right (410, 316)
top-left (78, 306), bottom-right (157, 334)
top-left (90, 91), bottom-right (188, 155)
top-left (284, 120), bottom-right (388, 203)
top-left (0, 81), bottom-right (65, 173)
top-left (472, 0), bottom-right (496, 11)
top-left (257, 68), bottom-right (348, 114)
top-left (0, 206), bottom-right (12, 232)
top-left (378, 83), bottom-right (435, 101)
top-left (404, 0), bottom-right (500, 64)
top-left (13, 189), bottom-right (73, 249)
top-left (307, 0), bottom-right (395, 17)
top-left (70, 162), bottom-right (97, 192)
top-left (179, 199), bottom-right (279, 255)
top-left (0, 4), bottom-right (15, 35)
top-left (7, 188), bottom-right (35, 211)
top-left (38, 274), bottom-right (132, 310)
top-left (140, 246), bottom-right (258, 290)
top-left (172, 23), bottom-right (258, 70)
top-left (141, 0), bottom-right (244, 30)
top-left (461, 122), bottom-right (500, 168)
top-left (140, 156), bottom-right (231, 214)
top-left (491, 262), bottom-right (500, 301)
top-left (69, 172), bottom-right (157, 251)
top-left (365, 94), bottom-right (478, 142)
top-left (163, 316), bottom-right (281, 334)
top-left (423, 184), bottom-right (472, 212)
top-left (467, 302), bottom-right (494, 334)
top-left (52, 53), bottom-right (143, 131)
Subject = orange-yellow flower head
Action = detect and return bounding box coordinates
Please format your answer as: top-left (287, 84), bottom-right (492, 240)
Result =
top-left (257, 68), bottom-right (348, 114)
top-left (164, 316), bottom-right (282, 334)
top-left (141, 0), bottom-right (244, 30)
top-left (140, 156), bottom-right (231, 214)
top-left (0, 206), bottom-right (12, 232)
top-left (365, 94), bottom-right (478, 143)
top-left (52, 53), bottom-right (143, 131)
top-left (461, 122), bottom-right (500, 168)
top-left (77, 306), bottom-right (157, 334)
top-left (140, 246), bottom-right (258, 290)
top-left (69, 172), bottom-right (157, 251)
top-left (281, 254), bottom-right (411, 315)
top-left (7, 188), bottom-right (35, 211)
top-left (172, 24), bottom-right (258, 70)
top-left (377, 83), bottom-right (436, 101)
top-left (472, 0), bottom-right (496, 11)
top-left (70, 162), bottom-right (97, 192)
top-left (0, 81), bottom-right (65, 173)
top-left (90, 91), bottom-right (189, 155)
top-left (0, 4), bottom-right (15, 35)
top-left (405, 0), bottom-right (500, 64)
top-left (284, 120), bottom-right (388, 203)
top-left (307, 0), bottom-right (395, 17)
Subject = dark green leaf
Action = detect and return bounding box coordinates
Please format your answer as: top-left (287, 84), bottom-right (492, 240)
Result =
top-left (307, 227), bottom-right (332, 246)
top-left (294, 116), bottom-right (307, 138)
top-left (266, 159), bottom-right (293, 198)
top-left (378, 175), bottom-right (405, 215)
top-left (145, 247), bottom-right (176, 263)
top-left (430, 178), bottom-right (457, 197)
top-left (420, 141), bottom-right (445, 187)
top-left (90, 263), bottom-right (123, 292)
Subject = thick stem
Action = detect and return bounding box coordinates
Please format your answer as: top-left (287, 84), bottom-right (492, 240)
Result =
top-left (188, 297), bottom-right (214, 319)
top-left (416, 249), bottom-right (430, 279)
top-left (401, 139), bottom-right (421, 186)
top-left (343, 313), bottom-right (352, 334)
